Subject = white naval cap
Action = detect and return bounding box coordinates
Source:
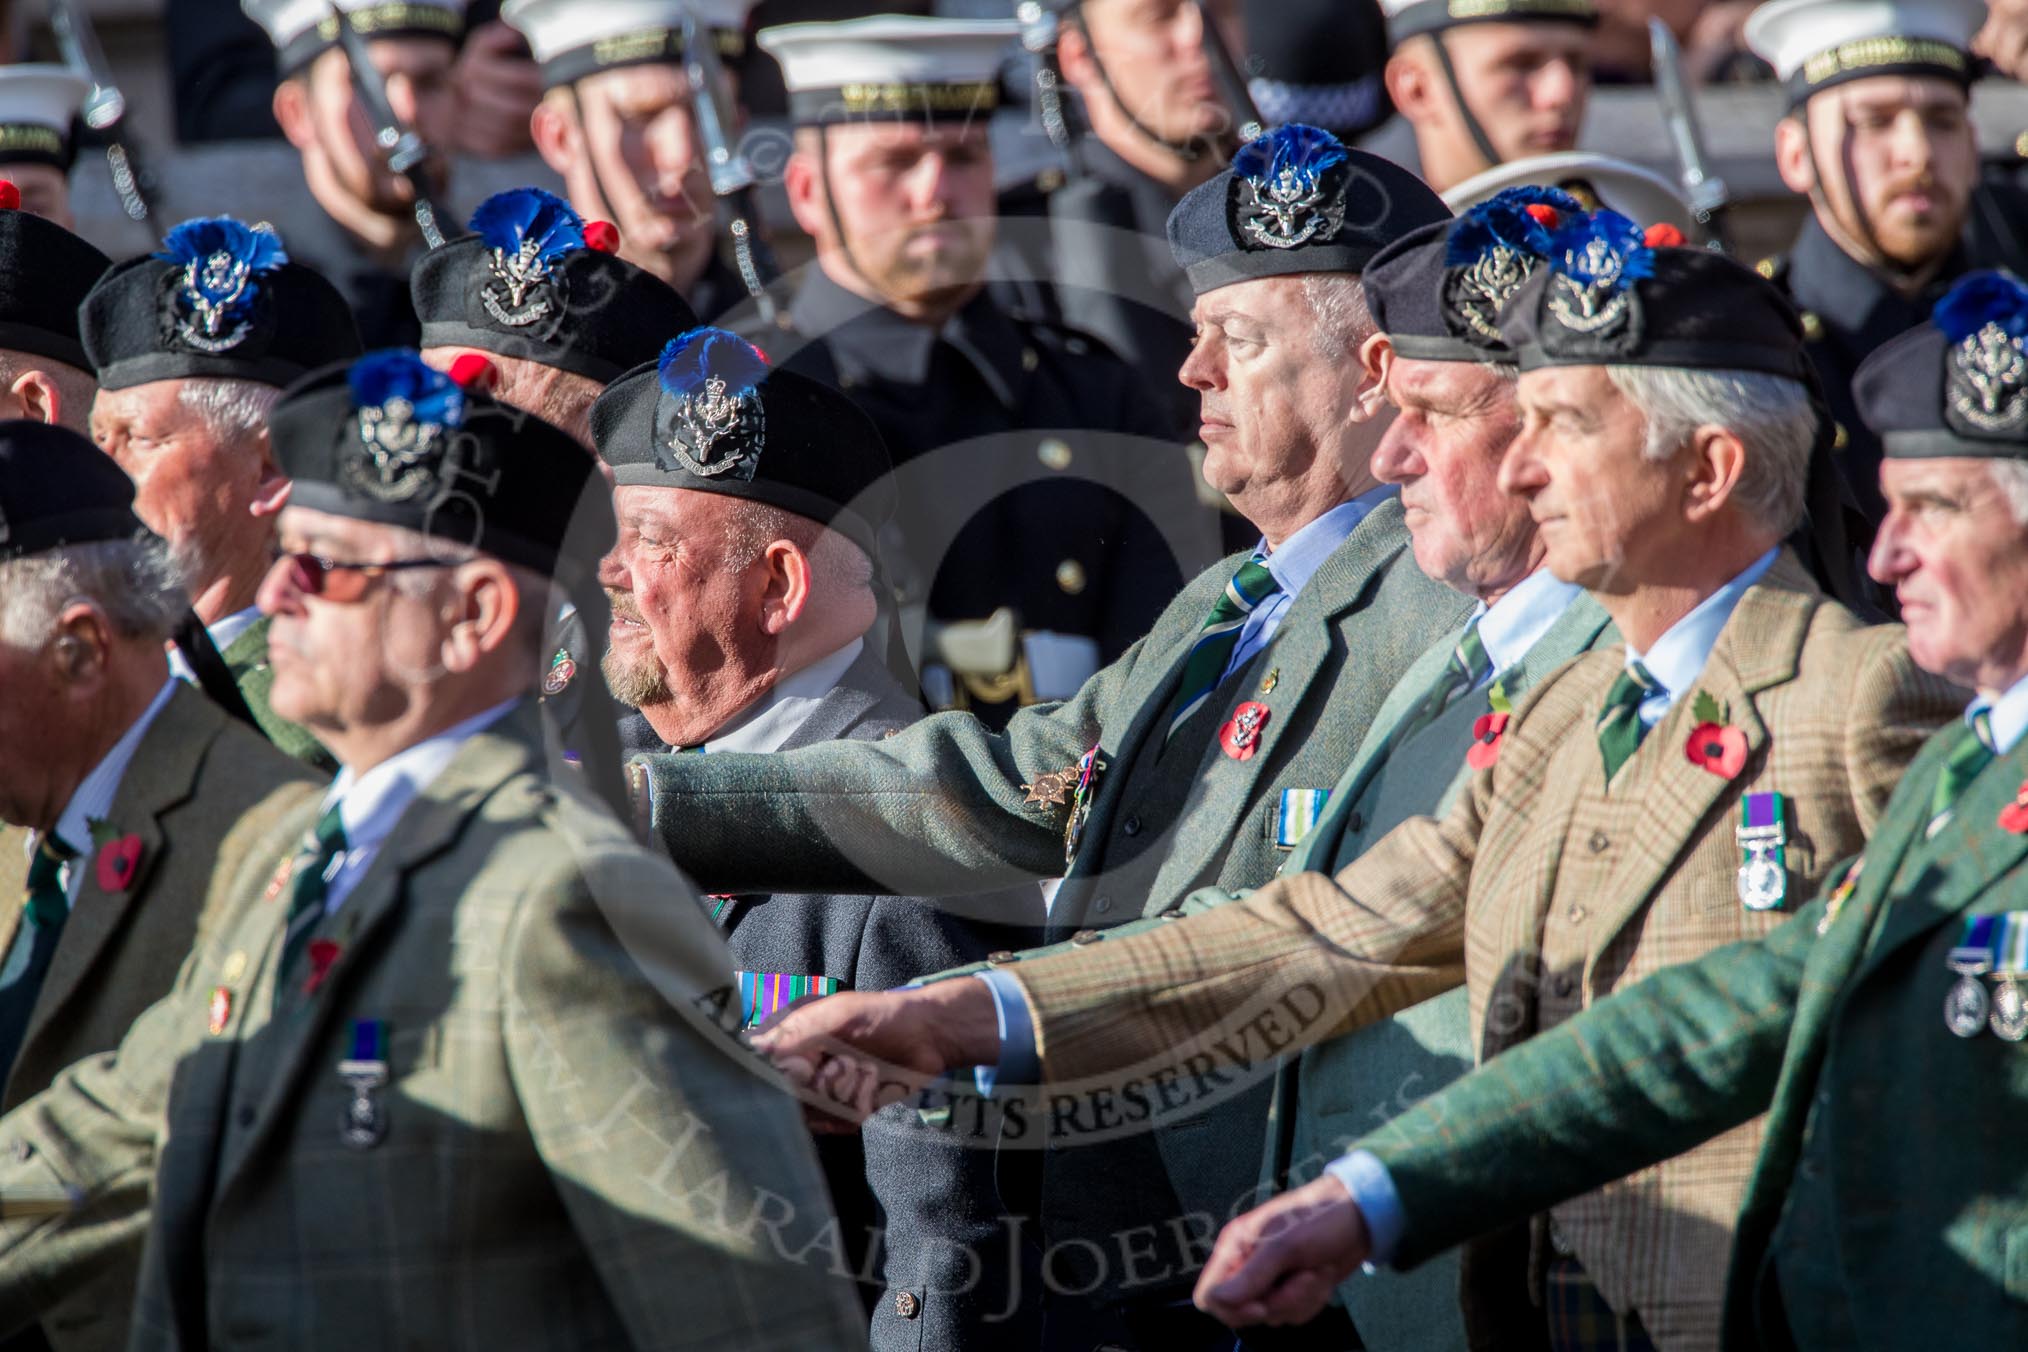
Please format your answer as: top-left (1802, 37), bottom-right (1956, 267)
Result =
top-left (501, 0), bottom-right (759, 89)
top-left (0, 66), bottom-right (88, 169)
top-left (1442, 151), bottom-right (1691, 232)
top-left (757, 15), bottom-right (1018, 126)
top-left (1378, 0), bottom-right (1597, 45)
top-left (243, 0), bottom-right (470, 75)
top-left (1745, 0), bottom-right (1986, 103)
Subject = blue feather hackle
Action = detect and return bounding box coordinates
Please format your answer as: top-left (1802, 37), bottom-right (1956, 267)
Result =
top-left (347, 350), bottom-right (466, 428)
top-left (469, 187), bottom-right (585, 264)
top-left (155, 217), bottom-right (288, 274)
top-left (658, 328), bottom-right (770, 400)
top-left (1444, 186), bottom-right (1582, 266)
top-left (1231, 123), bottom-right (1347, 192)
top-left (1548, 209), bottom-right (1654, 290)
top-left (1934, 269), bottom-right (2028, 343)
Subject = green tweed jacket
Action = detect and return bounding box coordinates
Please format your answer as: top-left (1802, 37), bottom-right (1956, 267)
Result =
top-left (1001, 555), bottom-right (1965, 1347)
top-left (0, 685), bottom-right (318, 1352)
top-left (219, 615), bottom-right (336, 775)
top-left (634, 498), bottom-right (1473, 930)
top-left (1352, 722), bottom-right (2028, 1348)
top-left (0, 703), bottom-right (867, 1351)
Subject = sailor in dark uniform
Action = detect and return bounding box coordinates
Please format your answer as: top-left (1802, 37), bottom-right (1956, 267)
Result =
top-left (1745, 0), bottom-right (2028, 536)
top-left (506, 0), bottom-right (766, 322)
top-left (757, 15), bottom-right (1220, 728)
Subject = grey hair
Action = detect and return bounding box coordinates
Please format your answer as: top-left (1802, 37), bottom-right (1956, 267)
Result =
top-left (723, 499), bottom-right (875, 594)
top-left (0, 534), bottom-right (188, 646)
top-left (1478, 361), bottom-right (1519, 383)
top-left (1299, 273), bottom-right (1376, 361)
top-left (1604, 366), bottom-right (1817, 535)
top-left (176, 378), bottom-right (281, 443)
top-left (1990, 459), bottom-right (2028, 527)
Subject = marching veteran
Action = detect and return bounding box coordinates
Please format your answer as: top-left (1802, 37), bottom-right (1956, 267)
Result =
top-left (0, 353), bottom-right (867, 1350)
top-left (631, 123), bottom-right (1471, 1342)
top-left (0, 185), bottom-right (106, 433)
top-left (0, 425), bottom-right (318, 1352)
top-left (757, 222), bottom-right (1966, 1349)
top-left (83, 216), bottom-right (364, 772)
top-left (1192, 268), bottom-right (2028, 1350)
top-left (596, 326), bottom-right (1040, 1347)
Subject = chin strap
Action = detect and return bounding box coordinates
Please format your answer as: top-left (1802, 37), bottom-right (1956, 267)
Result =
top-left (1427, 31), bottom-right (1504, 174)
top-left (1064, 5), bottom-right (1237, 165)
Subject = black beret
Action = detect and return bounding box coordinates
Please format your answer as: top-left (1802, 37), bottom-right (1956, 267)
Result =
top-left (590, 327), bottom-right (895, 558)
top-left (1166, 124), bottom-right (1450, 295)
top-left (1499, 212), bottom-right (1811, 380)
top-left (413, 189), bottom-right (699, 383)
top-left (0, 193), bottom-right (109, 372)
top-left (1362, 185), bottom-right (1579, 364)
top-left (1855, 270), bottom-right (2028, 462)
top-left (0, 420), bottom-right (144, 561)
top-left (82, 218), bottom-right (363, 391)
top-left (268, 349), bottom-right (614, 575)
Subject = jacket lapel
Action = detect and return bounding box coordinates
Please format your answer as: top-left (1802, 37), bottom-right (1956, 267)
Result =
top-left (0, 832), bottom-right (28, 968)
top-left (219, 709), bottom-right (540, 1189)
top-left (1582, 570), bottom-right (1812, 974)
top-left (775, 647), bottom-right (893, 752)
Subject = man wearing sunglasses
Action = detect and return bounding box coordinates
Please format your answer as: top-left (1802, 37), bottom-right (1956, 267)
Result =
top-left (83, 215), bottom-right (365, 774)
top-left (0, 352), bottom-right (866, 1349)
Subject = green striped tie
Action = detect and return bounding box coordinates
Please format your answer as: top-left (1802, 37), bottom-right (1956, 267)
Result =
top-left (1927, 709), bottom-right (1998, 838)
top-left (276, 804), bottom-right (347, 1004)
top-left (1397, 619), bottom-right (1493, 742)
top-left (1596, 661), bottom-right (1661, 786)
top-left (1162, 557), bottom-right (1282, 746)
top-left (22, 836), bottom-right (75, 932)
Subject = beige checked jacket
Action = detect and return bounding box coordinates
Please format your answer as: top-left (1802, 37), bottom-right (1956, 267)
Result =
top-left (1004, 554), bottom-right (1964, 1349)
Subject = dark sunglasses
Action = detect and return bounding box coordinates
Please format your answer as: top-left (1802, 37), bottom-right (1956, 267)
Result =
top-left (279, 551), bottom-right (456, 603)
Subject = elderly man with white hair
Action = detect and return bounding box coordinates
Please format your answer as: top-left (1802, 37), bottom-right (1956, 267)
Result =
top-left (82, 217), bottom-right (363, 771)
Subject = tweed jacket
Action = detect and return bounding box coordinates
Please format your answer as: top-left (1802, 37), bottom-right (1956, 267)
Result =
top-left (0, 685), bottom-right (318, 1352)
top-left (1003, 554), bottom-right (1964, 1349)
top-left (630, 645), bottom-right (1044, 1351)
top-left (0, 703), bottom-right (867, 1352)
top-left (218, 616), bottom-right (335, 775)
top-left (1355, 722), bottom-right (2028, 1348)
top-left (635, 498), bottom-right (1473, 934)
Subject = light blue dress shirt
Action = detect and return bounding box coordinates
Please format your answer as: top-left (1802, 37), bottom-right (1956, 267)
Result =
top-left (1225, 488), bottom-right (1397, 684)
top-left (1975, 670), bottom-right (2028, 757)
top-left (1329, 546), bottom-right (1781, 1265)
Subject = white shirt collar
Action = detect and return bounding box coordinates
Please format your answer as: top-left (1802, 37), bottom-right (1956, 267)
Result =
top-left (322, 699), bottom-right (520, 854)
top-left (703, 638), bottom-right (864, 755)
top-left (1470, 568), bottom-right (1585, 679)
top-left (1625, 548), bottom-right (1780, 709)
top-left (1973, 670), bottom-right (2028, 756)
top-left (1255, 487), bottom-right (1397, 598)
top-left (50, 678), bottom-right (180, 857)
top-left (206, 605), bottom-right (264, 656)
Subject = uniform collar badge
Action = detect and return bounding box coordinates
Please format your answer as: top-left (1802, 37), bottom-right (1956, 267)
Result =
top-left (1935, 272), bottom-right (2028, 437)
top-left (156, 217), bottom-right (287, 354)
top-left (344, 352), bottom-right (467, 504)
top-left (1544, 209), bottom-right (1652, 342)
top-left (1231, 124), bottom-right (1349, 252)
top-left (655, 327), bottom-right (768, 481)
top-left (471, 187), bottom-right (584, 329)
top-left (1442, 187), bottom-right (1575, 343)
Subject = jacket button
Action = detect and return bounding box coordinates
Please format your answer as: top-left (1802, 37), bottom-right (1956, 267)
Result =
top-left (1092, 896), bottom-right (1113, 914)
top-left (1346, 810), bottom-right (1364, 833)
top-left (986, 950), bottom-right (1016, 965)
top-left (1038, 437), bottom-right (1073, 471)
top-left (1566, 905), bottom-right (1587, 925)
top-left (236, 1105), bottom-right (256, 1128)
top-left (1122, 815), bottom-right (1141, 837)
top-left (9, 1140), bottom-right (30, 1163)
top-left (1071, 929), bottom-right (1100, 945)
top-left (894, 1291), bottom-right (920, 1319)
top-left (1588, 831), bottom-right (1610, 853)
top-left (1551, 973), bottom-right (1576, 999)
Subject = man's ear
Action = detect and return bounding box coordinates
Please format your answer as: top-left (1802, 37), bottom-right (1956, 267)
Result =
top-left (10, 370), bottom-right (61, 426)
top-left (783, 147), bottom-right (828, 240)
top-left (1384, 49), bottom-right (1437, 126)
top-left (1358, 331), bottom-right (1394, 388)
top-left (273, 76), bottom-right (317, 153)
top-left (756, 539), bottom-right (814, 636)
top-left (1773, 114), bottom-right (1816, 196)
top-left (1682, 423), bottom-right (1750, 524)
top-left (249, 434), bottom-right (292, 520)
top-left (1055, 21), bottom-right (1098, 95)
top-left (530, 96), bottom-right (576, 177)
top-left (1348, 335), bottom-right (1390, 424)
top-left (51, 602), bottom-right (113, 687)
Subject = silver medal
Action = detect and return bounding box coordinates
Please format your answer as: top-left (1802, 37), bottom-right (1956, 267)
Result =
top-left (1991, 977), bottom-right (2028, 1042)
top-left (1945, 946), bottom-right (1993, 1038)
top-left (1737, 854), bottom-right (1785, 911)
top-left (338, 1058), bottom-right (389, 1149)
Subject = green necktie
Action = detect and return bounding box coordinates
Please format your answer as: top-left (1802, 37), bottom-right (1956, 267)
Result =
top-left (1927, 709), bottom-right (1999, 838)
top-left (1596, 661), bottom-right (1662, 786)
top-left (1397, 619), bottom-right (1493, 742)
top-left (277, 804), bottom-right (347, 999)
top-left (1162, 557), bottom-right (1283, 747)
top-left (22, 836), bottom-right (75, 933)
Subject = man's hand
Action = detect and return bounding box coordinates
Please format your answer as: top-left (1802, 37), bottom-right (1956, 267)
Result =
top-left (1193, 1174), bottom-right (1372, 1328)
top-left (1978, 0), bottom-right (2028, 82)
top-left (751, 979), bottom-right (1003, 1130)
top-left (450, 22), bottom-right (543, 158)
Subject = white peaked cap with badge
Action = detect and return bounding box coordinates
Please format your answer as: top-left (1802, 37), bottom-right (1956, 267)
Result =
top-left (757, 15), bottom-right (1018, 95)
top-left (1442, 152), bottom-right (1691, 231)
top-left (242, 0), bottom-right (470, 50)
top-left (0, 66), bottom-right (88, 134)
top-left (1745, 0), bottom-right (1986, 83)
top-left (502, 0), bottom-right (757, 66)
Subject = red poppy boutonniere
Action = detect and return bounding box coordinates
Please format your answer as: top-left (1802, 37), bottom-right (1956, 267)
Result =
top-left (304, 940), bottom-right (343, 995)
top-left (2000, 781), bottom-right (2028, 836)
top-left (1466, 682), bottom-right (1514, 771)
top-left (1684, 691), bottom-right (1748, 780)
top-left (86, 818), bottom-right (143, 892)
